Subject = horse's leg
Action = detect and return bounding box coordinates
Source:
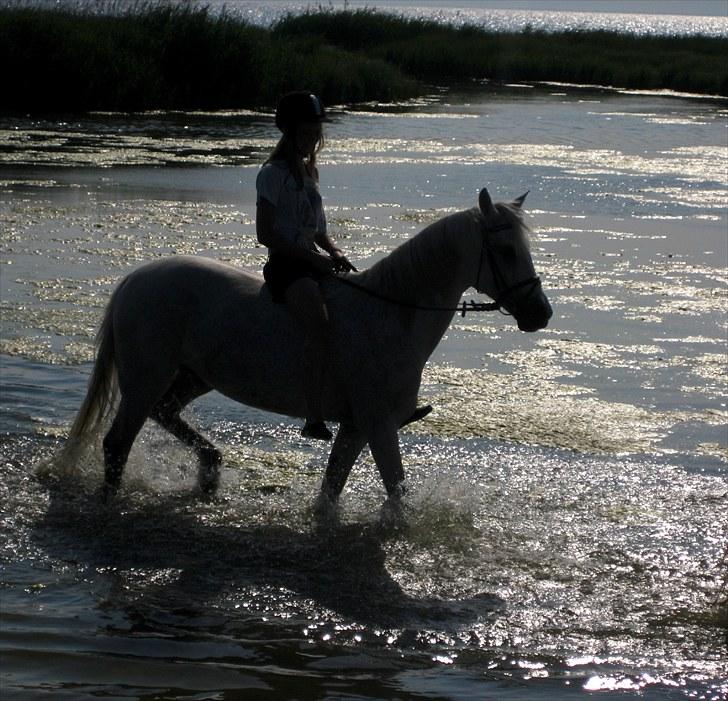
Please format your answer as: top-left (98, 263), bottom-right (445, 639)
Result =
top-left (102, 393), bottom-right (157, 500)
top-left (150, 370), bottom-right (220, 494)
top-left (320, 423), bottom-right (367, 502)
top-left (368, 422), bottom-right (406, 500)
top-left (102, 358), bottom-right (178, 500)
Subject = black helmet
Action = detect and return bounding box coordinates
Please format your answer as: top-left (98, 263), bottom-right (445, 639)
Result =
top-left (275, 91), bottom-right (329, 133)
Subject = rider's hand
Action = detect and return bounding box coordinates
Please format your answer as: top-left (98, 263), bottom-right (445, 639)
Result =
top-left (330, 249), bottom-right (357, 273)
top-left (311, 254), bottom-right (336, 275)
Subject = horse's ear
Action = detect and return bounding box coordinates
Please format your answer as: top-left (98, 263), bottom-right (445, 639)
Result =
top-left (479, 188), bottom-right (496, 216)
top-left (513, 191), bottom-right (529, 208)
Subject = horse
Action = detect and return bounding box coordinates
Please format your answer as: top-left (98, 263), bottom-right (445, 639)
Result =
top-left (66, 188), bottom-right (552, 505)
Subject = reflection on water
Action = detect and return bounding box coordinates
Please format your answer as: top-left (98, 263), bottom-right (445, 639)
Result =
top-left (1, 86), bottom-right (726, 699)
top-left (3, 422), bottom-right (727, 699)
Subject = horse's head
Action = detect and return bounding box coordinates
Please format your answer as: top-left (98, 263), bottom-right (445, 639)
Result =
top-left (474, 188), bottom-right (553, 332)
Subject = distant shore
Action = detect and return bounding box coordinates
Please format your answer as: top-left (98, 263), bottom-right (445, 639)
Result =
top-left (2, 4), bottom-right (727, 114)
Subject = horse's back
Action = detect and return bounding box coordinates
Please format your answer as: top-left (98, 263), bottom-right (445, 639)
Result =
top-left (110, 256), bottom-right (311, 411)
top-left (122, 255), bottom-right (263, 301)
top-left (111, 256), bottom-right (273, 365)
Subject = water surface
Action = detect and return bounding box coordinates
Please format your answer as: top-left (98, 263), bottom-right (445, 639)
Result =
top-left (1, 85), bottom-right (726, 699)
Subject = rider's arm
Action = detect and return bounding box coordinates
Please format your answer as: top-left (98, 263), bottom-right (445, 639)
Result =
top-left (256, 198), bottom-right (333, 273)
top-left (313, 231), bottom-right (342, 257)
top-left (314, 231), bottom-right (357, 272)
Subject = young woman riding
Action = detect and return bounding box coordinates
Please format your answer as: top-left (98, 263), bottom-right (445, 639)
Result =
top-left (256, 92), bottom-right (355, 441)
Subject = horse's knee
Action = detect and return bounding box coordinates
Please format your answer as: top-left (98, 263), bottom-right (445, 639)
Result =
top-left (150, 399), bottom-right (177, 426)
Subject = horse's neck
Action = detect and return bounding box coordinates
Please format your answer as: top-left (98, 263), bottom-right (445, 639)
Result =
top-left (361, 212), bottom-right (473, 306)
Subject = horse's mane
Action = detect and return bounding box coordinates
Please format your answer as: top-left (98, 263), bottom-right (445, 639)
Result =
top-left (359, 202), bottom-right (530, 299)
top-left (359, 209), bottom-right (473, 301)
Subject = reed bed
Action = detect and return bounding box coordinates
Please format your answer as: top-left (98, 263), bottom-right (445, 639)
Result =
top-left (2, 4), bottom-right (726, 113)
top-left (275, 10), bottom-right (728, 96)
top-left (0, 4), bottom-right (417, 112)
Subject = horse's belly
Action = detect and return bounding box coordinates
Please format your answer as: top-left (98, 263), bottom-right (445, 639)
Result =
top-left (187, 312), bottom-right (351, 422)
top-left (206, 365), bottom-right (352, 423)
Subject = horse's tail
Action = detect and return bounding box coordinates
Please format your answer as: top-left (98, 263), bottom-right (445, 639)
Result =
top-left (68, 288), bottom-right (120, 439)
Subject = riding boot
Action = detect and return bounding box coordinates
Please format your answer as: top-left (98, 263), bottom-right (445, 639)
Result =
top-left (301, 336), bottom-right (332, 441)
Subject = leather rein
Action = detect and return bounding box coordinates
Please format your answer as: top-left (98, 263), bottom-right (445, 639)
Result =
top-left (334, 220), bottom-right (542, 318)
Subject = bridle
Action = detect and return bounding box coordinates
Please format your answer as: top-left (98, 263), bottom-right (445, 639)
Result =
top-left (475, 220), bottom-right (542, 316)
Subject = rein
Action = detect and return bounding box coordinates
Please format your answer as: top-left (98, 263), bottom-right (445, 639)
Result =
top-left (334, 274), bottom-right (501, 317)
top-left (333, 219), bottom-right (541, 317)
top-left (334, 274), bottom-right (540, 317)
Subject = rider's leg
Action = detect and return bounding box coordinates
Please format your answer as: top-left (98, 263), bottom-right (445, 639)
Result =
top-left (284, 277), bottom-right (332, 440)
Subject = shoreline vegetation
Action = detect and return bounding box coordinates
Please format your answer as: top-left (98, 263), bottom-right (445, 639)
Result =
top-left (2, 3), bottom-right (727, 114)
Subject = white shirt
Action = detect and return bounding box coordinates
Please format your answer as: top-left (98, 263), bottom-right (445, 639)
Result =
top-left (256, 160), bottom-right (327, 252)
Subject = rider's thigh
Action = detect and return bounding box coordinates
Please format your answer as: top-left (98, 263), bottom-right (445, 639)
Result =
top-left (284, 277), bottom-right (329, 339)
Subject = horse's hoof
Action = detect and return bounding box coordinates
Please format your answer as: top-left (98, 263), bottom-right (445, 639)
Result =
top-left (101, 481), bottom-right (119, 504)
top-left (314, 489), bottom-right (338, 514)
top-left (198, 447), bottom-right (221, 494)
top-left (379, 497), bottom-right (407, 531)
top-left (313, 490), bottom-right (339, 525)
top-left (379, 481), bottom-right (408, 530)
top-left (388, 481), bottom-right (407, 500)
top-left (199, 468), bottom-right (220, 495)
top-left (198, 474), bottom-right (219, 497)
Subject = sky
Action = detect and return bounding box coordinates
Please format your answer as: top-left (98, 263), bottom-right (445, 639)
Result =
top-left (362, 1), bottom-right (728, 16)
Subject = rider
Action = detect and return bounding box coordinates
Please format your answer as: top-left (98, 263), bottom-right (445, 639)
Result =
top-left (256, 91), bottom-right (354, 441)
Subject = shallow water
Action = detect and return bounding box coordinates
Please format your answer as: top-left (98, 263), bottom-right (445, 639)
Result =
top-left (1, 85), bottom-right (727, 699)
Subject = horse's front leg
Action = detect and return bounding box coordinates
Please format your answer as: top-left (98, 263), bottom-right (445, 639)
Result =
top-left (319, 423), bottom-right (367, 507)
top-left (368, 422), bottom-right (406, 501)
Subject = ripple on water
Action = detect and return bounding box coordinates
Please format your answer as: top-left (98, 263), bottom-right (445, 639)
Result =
top-left (413, 364), bottom-right (682, 456)
top-left (2, 93), bottom-right (726, 698)
top-left (2, 416), bottom-right (723, 697)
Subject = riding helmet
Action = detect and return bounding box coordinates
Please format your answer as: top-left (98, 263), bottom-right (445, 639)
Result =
top-left (275, 92), bottom-right (330, 133)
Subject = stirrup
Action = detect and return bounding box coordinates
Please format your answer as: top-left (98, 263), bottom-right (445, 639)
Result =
top-left (302, 421), bottom-right (333, 441)
top-left (400, 404), bottom-right (433, 428)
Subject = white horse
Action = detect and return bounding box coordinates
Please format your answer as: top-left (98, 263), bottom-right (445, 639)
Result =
top-left (67, 188), bottom-right (552, 504)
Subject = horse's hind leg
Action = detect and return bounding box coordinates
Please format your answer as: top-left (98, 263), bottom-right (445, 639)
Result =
top-left (102, 361), bottom-right (179, 499)
top-left (150, 369), bottom-right (220, 494)
top-left (103, 394), bottom-right (157, 500)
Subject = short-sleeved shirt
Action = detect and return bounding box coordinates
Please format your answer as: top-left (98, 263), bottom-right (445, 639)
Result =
top-left (256, 160), bottom-right (326, 253)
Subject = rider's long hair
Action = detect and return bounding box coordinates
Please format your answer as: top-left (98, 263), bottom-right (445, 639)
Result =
top-left (265, 128), bottom-right (324, 188)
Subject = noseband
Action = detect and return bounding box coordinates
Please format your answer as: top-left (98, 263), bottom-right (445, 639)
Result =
top-left (476, 220), bottom-right (542, 315)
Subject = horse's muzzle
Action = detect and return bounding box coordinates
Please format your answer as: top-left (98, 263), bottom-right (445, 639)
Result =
top-left (513, 290), bottom-right (553, 332)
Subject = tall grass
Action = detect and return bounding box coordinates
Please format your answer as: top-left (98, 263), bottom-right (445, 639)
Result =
top-left (2, 4), bottom-right (263, 111)
top-left (275, 9), bottom-right (728, 96)
top-left (2, 4), bottom-right (726, 114)
top-left (0, 3), bottom-right (417, 112)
